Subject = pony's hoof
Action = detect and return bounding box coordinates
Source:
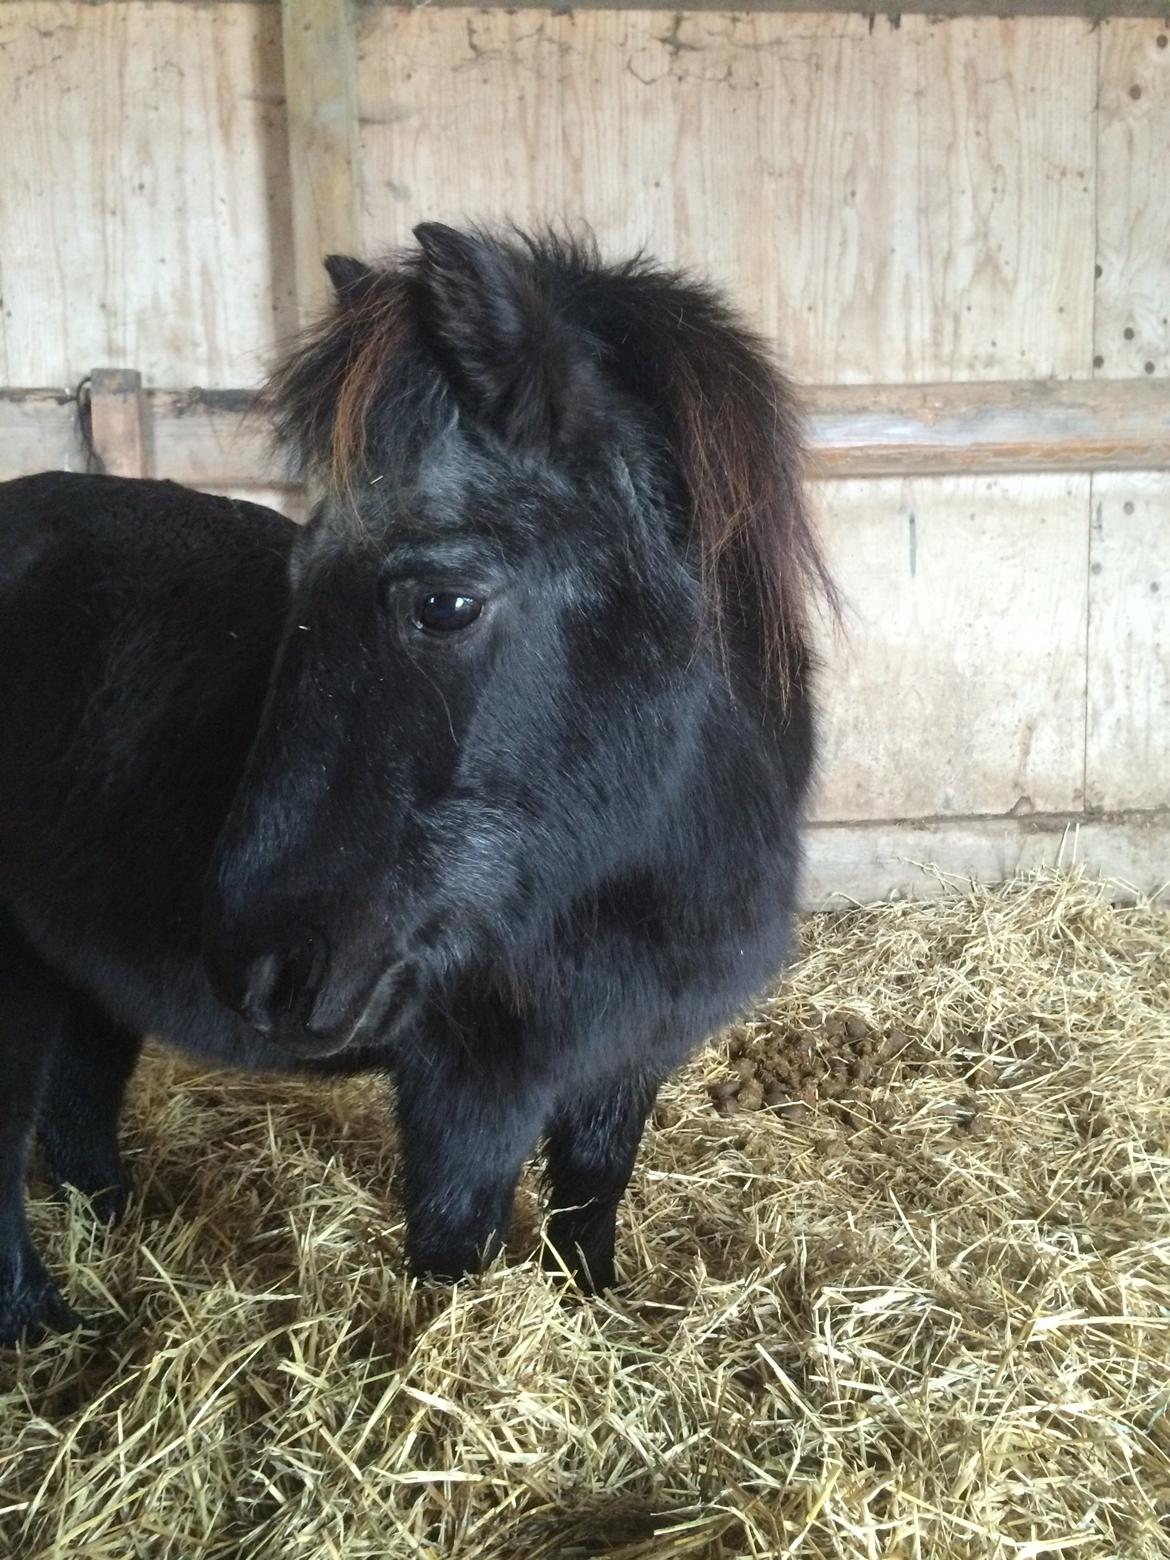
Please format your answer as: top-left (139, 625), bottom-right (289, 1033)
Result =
top-left (45, 1156), bottom-right (130, 1227)
top-left (0, 1275), bottom-right (84, 1348)
top-left (79, 1179), bottom-right (130, 1228)
top-left (541, 1249), bottom-right (615, 1297)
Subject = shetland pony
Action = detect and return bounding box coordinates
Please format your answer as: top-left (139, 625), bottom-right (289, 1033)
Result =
top-left (0, 225), bottom-right (832, 1341)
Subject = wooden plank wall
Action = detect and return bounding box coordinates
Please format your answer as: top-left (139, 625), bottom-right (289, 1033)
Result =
top-left (0, 2), bottom-right (1165, 902)
top-left (0, 3), bottom-right (295, 387)
top-left (357, 10), bottom-right (1097, 384)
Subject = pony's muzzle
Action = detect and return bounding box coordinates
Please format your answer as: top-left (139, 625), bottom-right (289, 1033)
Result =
top-left (211, 931), bottom-right (332, 1044)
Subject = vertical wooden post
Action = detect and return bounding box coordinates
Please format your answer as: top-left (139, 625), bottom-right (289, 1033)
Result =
top-left (280, 0), bottom-right (361, 327)
top-left (88, 368), bottom-right (147, 478)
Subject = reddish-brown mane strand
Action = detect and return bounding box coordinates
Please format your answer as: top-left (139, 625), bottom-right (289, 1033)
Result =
top-left (652, 305), bottom-right (831, 689)
top-left (330, 281), bottom-right (416, 485)
top-left (264, 231), bottom-right (837, 697)
top-left (263, 270), bottom-right (418, 491)
top-left (557, 250), bottom-right (839, 695)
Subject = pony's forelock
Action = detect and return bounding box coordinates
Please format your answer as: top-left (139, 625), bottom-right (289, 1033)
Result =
top-left (263, 269), bottom-right (419, 489)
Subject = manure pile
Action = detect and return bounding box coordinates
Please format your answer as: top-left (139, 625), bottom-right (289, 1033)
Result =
top-left (2, 868), bottom-right (1168, 1558)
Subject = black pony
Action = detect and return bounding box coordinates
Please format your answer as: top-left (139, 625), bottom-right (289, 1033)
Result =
top-left (0, 225), bottom-right (832, 1342)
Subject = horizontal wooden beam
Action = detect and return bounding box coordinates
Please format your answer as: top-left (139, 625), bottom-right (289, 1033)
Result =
top-left (1, 378), bottom-right (1167, 488)
top-left (805, 378), bottom-right (1170, 479)
top-left (375, 0), bottom-right (1168, 12)
top-left (804, 809), bottom-right (1170, 909)
top-left (71, 1), bottom-right (1170, 16)
top-left (0, 388), bottom-right (271, 488)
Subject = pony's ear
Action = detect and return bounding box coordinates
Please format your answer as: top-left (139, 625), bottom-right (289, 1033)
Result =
top-left (412, 222), bottom-right (601, 449)
top-left (323, 254), bottom-right (375, 306)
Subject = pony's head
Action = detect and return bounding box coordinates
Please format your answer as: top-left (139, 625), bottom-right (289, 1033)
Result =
top-left (202, 224), bottom-right (832, 1056)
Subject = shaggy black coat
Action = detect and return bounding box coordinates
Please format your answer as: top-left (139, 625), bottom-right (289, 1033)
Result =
top-left (0, 225), bottom-right (830, 1342)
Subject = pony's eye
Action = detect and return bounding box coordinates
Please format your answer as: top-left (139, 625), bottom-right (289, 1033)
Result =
top-left (414, 592), bottom-right (482, 633)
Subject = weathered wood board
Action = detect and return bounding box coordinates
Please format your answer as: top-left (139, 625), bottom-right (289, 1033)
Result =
top-left (87, 367), bottom-right (146, 478)
top-left (0, 7), bottom-right (1148, 393)
top-left (280, 0), bottom-right (361, 324)
top-left (358, 9), bottom-right (1096, 385)
top-left (811, 474), bottom-right (1091, 822)
top-left (1087, 472), bottom-right (1170, 813)
top-left (1096, 20), bottom-right (1170, 382)
top-left (805, 379), bottom-right (1170, 477)
top-left (804, 811), bottom-right (1170, 909)
top-left (0, 389), bottom-right (275, 485)
top-left (0, 1), bottom-right (295, 388)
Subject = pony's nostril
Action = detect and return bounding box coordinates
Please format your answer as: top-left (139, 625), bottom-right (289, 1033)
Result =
top-left (238, 951), bottom-right (281, 1034)
top-left (236, 934), bottom-right (329, 1036)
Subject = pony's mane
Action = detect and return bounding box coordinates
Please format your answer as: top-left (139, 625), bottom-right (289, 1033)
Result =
top-left (265, 228), bottom-right (837, 694)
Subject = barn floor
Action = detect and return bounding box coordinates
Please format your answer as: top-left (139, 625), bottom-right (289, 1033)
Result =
top-left (1, 869), bottom-right (1168, 1559)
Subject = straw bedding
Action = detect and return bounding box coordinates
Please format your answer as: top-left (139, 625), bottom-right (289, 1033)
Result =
top-left (1, 867), bottom-right (1168, 1558)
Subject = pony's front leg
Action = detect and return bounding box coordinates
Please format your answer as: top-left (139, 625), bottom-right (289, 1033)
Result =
top-left (0, 916), bottom-right (81, 1344)
top-left (390, 1047), bottom-right (549, 1284)
top-left (38, 994), bottom-right (142, 1227)
top-left (542, 1069), bottom-right (661, 1294)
